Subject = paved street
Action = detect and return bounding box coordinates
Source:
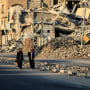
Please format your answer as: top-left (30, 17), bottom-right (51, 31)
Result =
top-left (0, 62), bottom-right (90, 90)
top-left (0, 52), bottom-right (90, 67)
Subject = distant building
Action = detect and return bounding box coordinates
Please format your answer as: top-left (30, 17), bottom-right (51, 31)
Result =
top-left (0, 0), bottom-right (27, 46)
top-left (36, 23), bottom-right (55, 47)
top-left (27, 0), bottom-right (42, 9)
top-left (65, 0), bottom-right (90, 9)
top-left (0, 0), bottom-right (27, 17)
top-left (43, 0), bottom-right (61, 7)
top-left (27, 0), bottom-right (62, 9)
top-left (33, 10), bottom-right (55, 47)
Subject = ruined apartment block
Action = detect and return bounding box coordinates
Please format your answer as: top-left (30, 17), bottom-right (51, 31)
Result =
top-left (27, 0), bottom-right (62, 8)
top-left (0, 0), bottom-right (27, 46)
top-left (0, 0), bottom-right (90, 50)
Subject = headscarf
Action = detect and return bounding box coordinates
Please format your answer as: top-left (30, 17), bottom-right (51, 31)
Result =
top-left (19, 48), bottom-right (22, 53)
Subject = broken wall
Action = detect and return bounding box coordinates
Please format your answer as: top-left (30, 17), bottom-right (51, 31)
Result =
top-left (2, 35), bottom-right (7, 45)
top-left (76, 8), bottom-right (90, 20)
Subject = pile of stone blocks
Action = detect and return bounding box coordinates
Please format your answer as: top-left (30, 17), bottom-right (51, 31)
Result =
top-left (33, 61), bottom-right (89, 77)
top-left (36, 37), bottom-right (90, 59)
top-left (0, 40), bottom-right (23, 53)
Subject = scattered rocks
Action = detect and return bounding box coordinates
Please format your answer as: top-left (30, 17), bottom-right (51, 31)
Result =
top-left (77, 72), bottom-right (86, 77)
top-left (33, 61), bottom-right (89, 78)
top-left (0, 40), bottom-right (23, 53)
top-left (36, 37), bottom-right (90, 59)
top-left (0, 57), bottom-right (90, 78)
top-left (85, 71), bottom-right (90, 78)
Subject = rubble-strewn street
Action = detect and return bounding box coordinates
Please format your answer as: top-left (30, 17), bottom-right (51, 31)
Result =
top-left (0, 53), bottom-right (90, 78)
top-left (0, 0), bottom-right (90, 60)
top-left (0, 0), bottom-right (90, 90)
top-left (0, 62), bottom-right (90, 90)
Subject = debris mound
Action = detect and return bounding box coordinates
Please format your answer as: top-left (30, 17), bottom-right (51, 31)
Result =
top-left (1, 39), bottom-right (23, 53)
top-left (36, 37), bottom-right (90, 59)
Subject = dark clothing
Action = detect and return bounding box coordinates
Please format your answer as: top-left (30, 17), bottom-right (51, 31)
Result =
top-left (16, 51), bottom-right (24, 69)
top-left (28, 52), bottom-right (31, 60)
top-left (32, 50), bottom-right (35, 59)
top-left (31, 50), bottom-right (35, 69)
top-left (18, 60), bottom-right (22, 69)
top-left (31, 59), bottom-right (35, 69)
top-left (28, 52), bottom-right (31, 68)
top-left (28, 51), bottom-right (35, 69)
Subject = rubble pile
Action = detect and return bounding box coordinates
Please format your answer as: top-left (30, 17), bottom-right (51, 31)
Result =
top-left (0, 1), bottom-right (90, 60)
top-left (70, 25), bottom-right (90, 41)
top-left (1, 39), bottom-right (23, 53)
top-left (36, 37), bottom-right (90, 59)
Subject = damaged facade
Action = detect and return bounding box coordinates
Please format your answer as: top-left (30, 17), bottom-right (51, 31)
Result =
top-left (27, 0), bottom-right (62, 8)
top-left (0, 0), bottom-right (90, 54)
top-left (0, 0), bottom-right (27, 46)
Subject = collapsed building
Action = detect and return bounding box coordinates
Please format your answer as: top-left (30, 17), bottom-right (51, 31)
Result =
top-left (0, 0), bottom-right (27, 46)
top-left (0, 0), bottom-right (90, 54)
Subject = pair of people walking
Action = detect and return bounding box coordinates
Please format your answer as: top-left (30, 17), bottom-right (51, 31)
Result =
top-left (16, 48), bottom-right (35, 69)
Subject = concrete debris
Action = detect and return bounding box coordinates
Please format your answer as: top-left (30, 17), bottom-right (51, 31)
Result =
top-left (76, 8), bottom-right (90, 20)
top-left (86, 71), bottom-right (90, 78)
top-left (58, 5), bottom-right (70, 14)
top-left (0, 1), bottom-right (90, 60)
top-left (36, 37), bottom-right (90, 59)
top-left (0, 39), bottom-right (23, 53)
top-left (27, 61), bottom-right (88, 77)
top-left (0, 57), bottom-right (89, 78)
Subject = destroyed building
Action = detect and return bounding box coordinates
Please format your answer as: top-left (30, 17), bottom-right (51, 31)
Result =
top-left (0, 4), bottom-right (34, 52)
top-left (19, 9), bottom-right (56, 49)
top-left (28, 0), bottom-right (62, 8)
top-left (0, 0), bottom-right (90, 55)
top-left (1, 5), bottom-right (28, 45)
top-left (0, 0), bottom-right (27, 46)
top-left (35, 23), bottom-right (55, 47)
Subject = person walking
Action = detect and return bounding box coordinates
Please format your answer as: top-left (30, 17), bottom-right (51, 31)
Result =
top-left (31, 49), bottom-right (35, 69)
top-left (28, 48), bottom-right (32, 68)
top-left (16, 48), bottom-right (24, 69)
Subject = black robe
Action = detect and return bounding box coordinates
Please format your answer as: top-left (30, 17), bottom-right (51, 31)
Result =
top-left (28, 51), bottom-right (35, 69)
top-left (31, 50), bottom-right (35, 69)
top-left (28, 52), bottom-right (31, 68)
top-left (16, 51), bottom-right (24, 69)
